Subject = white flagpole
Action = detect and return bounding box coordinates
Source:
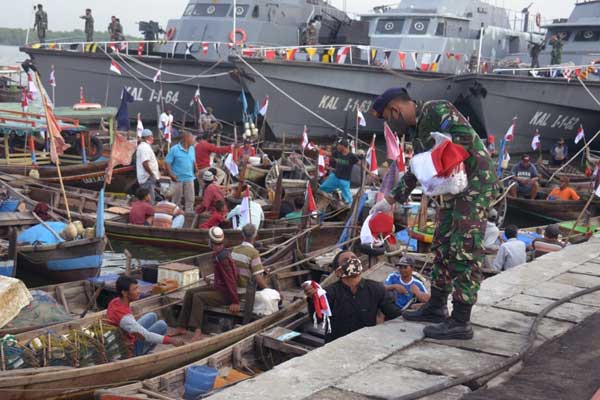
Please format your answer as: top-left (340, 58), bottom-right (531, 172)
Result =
top-left (233, 0), bottom-right (237, 49)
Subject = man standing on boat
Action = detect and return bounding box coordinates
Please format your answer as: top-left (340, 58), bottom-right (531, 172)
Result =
top-left (165, 131), bottom-right (197, 213)
top-left (34, 4), bottom-right (48, 44)
top-left (136, 129), bottom-right (160, 203)
top-left (550, 35), bottom-right (564, 65)
top-left (317, 138), bottom-right (360, 205)
top-left (370, 88), bottom-right (498, 340)
top-left (80, 9), bottom-right (94, 43)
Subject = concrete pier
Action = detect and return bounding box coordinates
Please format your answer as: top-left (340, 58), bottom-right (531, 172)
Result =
top-left (207, 237), bottom-right (600, 400)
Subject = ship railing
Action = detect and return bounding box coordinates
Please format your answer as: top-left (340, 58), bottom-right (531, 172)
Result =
top-left (492, 63), bottom-right (600, 80)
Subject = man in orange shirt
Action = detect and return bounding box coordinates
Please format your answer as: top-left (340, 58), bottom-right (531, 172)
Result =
top-left (546, 177), bottom-right (580, 201)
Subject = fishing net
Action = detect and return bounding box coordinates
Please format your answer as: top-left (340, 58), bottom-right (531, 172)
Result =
top-left (3, 290), bottom-right (73, 331)
top-left (0, 335), bottom-right (40, 370)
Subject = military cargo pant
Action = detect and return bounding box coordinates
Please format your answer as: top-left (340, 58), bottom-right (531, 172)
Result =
top-left (430, 193), bottom-right (492, 305)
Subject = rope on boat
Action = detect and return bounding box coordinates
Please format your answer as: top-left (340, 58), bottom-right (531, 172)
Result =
top-left (387, 281), bottom-right (600, 400)
top-left (491, 182), bottom-right (517, 208)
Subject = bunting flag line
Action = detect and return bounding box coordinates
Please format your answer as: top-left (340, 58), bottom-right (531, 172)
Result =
top-left (370, 48), bottom-right (378, 64)
top-left (420, 53), bottom-right (433, 71)
top-left (398, 52), bottom-right (406, 69)
top-left (258, 96), bottom-right (269, 116)
top-left (242, 47), bottom-right (255, 57)
top-left (306, 47), bottom-right (317, 59)
top-left (137, 42), bottom-right (145, 57)
top-left (202, 42), bottom-right (209, 55)
top-left (185, 42), bottom-right (193, 56)
top-left (49, 66), bottom-right (56, 87)
top-left (109, 60), bottom-right (122, 75)
top-left (411, 52), bottom-right (419, 69)
top-left (504, 117), bottom-right (516, 142)
top-left (336, 46), bottom-right (350, 64)
top-left (286, 48), bottom-right (297, 61)
top-left (119, 42), bottom-right (128, 51)
top-left (431, 54), bottom-right (442, 72)
top-left (563, 68), bottom-right (572, 82)
top-left (152, 69), bottom-right (161, 83)
top-left (265, 49), bottom-right (276, 60)
top-left (214, 42), bottom-right (220, 56)
top-left (575, 125), bottom-right (585, 144)
top-left (531, 130), bottom-right (541, 151)
top-left (357, 108), bottom-right (366, 127)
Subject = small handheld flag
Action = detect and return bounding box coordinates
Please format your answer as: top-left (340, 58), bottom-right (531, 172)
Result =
top-left (365, 134), bottom-right (378, 175)
top-left (531, 130), bottom-right (541, 151)
top-left (357, 109), bottom-right (366, 127)
top-left (49, 66), bottom-right (56, 87)
top-left (575, 125), bottom-right (585, 144)
top-left (137, 114), bottom-right (144, 138)
top-left (109, 61), bottom-right (122, 75)
top-left (258, 96), bottom-right (269, 116)
top-left (504, 117), bottom-right (516, 142)
top-left (301, 126), bottom-right (315, 150)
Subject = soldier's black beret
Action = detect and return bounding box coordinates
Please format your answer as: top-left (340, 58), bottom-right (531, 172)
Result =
top-left (372, 88), bottom-right (411, 119)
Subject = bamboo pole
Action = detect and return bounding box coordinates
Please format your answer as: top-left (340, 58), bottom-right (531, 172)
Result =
top-left (35, 72), bottom-right (71, 221)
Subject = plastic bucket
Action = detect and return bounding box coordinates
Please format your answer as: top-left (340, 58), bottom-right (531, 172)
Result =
top-left (184, 365), bottom-right (219, 399)
top-left (0, 199), bottom-right (19, 212)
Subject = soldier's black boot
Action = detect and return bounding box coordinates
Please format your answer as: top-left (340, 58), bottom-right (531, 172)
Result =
top-left (423, 302), bottom-right (474, 340)
top-left (402, 287), bottom-right (449, 323)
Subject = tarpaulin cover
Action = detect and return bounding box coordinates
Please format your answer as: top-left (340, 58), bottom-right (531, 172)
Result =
top-left (0, 276), bottom-right (33, 329)
top-left (3, 289), bottom-right (72, 330)
top-left (17, 222), bottom-right (66, 245)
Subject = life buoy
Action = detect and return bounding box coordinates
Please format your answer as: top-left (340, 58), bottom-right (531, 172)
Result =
top-left (73, 103), bottom-right (102, 111)
top-left (229, 29), bottom-right (248, 45)
top-left (535, 13), bottom-right (542, 28)
top-left (164, 27), bottom-right (176, 41)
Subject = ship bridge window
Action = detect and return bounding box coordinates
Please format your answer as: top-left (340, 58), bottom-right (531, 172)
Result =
top-left (228, 5), bottom-right (249, 17)
top-left (435, 22), bottom-right (446, 36)
top-left (409, 19), bottom-right (430, 35)
top-left (185, 4), bottom-right (231, 17)
top-left (252, 5), bottom-right (259, 18)
top-left (549, 30), bottom-right (572, 41)
top-left (375, 18), bottom-right (405, 34)
top-left (575, 30), bottom-right (600, 42)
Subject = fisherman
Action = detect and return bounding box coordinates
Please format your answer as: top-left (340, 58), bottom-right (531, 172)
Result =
top-left (199, 107), bottom-right (221, 133)
top-left (107, 276), bottom-right (184, 355)
top-left (550, 138), bottom-right (569, 166)
top-left (165, 131), bottom-right (197, 213)
top-left (152, 192), bottom-right (185, 229)
top-left (493, 225), bottom-right (526, 272)
top-left (199, 199), bottom-right (227, 229)
top-left (302, 251), bottom-right (402, 343)
top-left (531, 224), bottom-right (567, 258)
top-left (159, 108), bottom-right (174, 135)
top-left (34, 4), bottom-right (48, 44)
top-left (174, 227), bottom-right (240, 340)
top-left (317, 138), bottom-right (360, 205)
top-left (136, 129), bottom-right (159, 203)
top-left (369, 87), bottom-right (498, 340)
top-left (483, 208), bottom-right (501, 270)
top-left (509, 154), bottom-right (539, 200)
top-left (384, 256), bottom-right (430, 311)
top-left (195, 132), bottom-right (231, 174)
top-left (227, 188), bottom-right (264, 229)
top-left (284, 197), bottom-right (305, 224)
top-left (547, 176), bottom-right (580, 201)
top-left (236, 139), bottom-right (256, 163)
top-left (80, 8), bottom-right (94, 42)
top-left (195, 170), bottom-right (227, 214)
top-left (528, 39), bottom-right (545, 69)
top-left (231, 224), bottom-right (271, 291)
top-left (278, 189), bottom-right (295, 219)
top-left (550, 35), bottom-right (564, 65)
top-left (129, 188), bottom-right (155, 226)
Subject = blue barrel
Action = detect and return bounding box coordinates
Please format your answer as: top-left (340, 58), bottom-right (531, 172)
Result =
top-left (0, 199), bottom-right (20, 212)
top-left (184, 365), bottom-right (219, 399)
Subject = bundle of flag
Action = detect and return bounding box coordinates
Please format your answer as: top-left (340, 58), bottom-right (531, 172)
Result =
top-left (336, 46), bottom-right (350, 64)
top-left (575, 125), bottom-right (585, 144)
top-left (365, 134), bottom-right (378, 175)
top-left (531, 129), bottom-right (541, 151)
top-left (303, 280), bottom-right (332, 332)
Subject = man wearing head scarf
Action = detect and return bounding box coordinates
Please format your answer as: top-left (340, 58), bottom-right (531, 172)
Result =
top-left (369, 88), bottom-right (498, 340)
top-left (302, 251), bottom-right (402, 342)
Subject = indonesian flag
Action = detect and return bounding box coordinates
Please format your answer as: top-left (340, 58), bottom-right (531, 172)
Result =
top-left (410, 133), bottom-right (470, 185)
top-left (357, 109), bottom-right (366, 127)
top-left (224, 147), bottom-right (239, 177)
top-left (240, 187), bottom-right (251, 223)
top-left (306, 182), bottom-right (317, 214)
top-left (563, 68), bottom-right (572, 82)
top-left (21, 88), bottom-right (33, 111)
top-left (164, 122), bottom-right (172, 143)
top-left (137, 42), bottom-right (145, 57)
top-left (109, 43), bottom-right (119, 53)
top-left (120, 42), bottom-right (128, 51)
top-left (28, 73), bottom-right (37, 94)
top-left (153, 70), bottom-right (161, 83)
top-left (136, 114), bottom-right (144, 138)
top-left (318, 149), bottom-right (326, 177)
top-left (202, 42), bottom-right (209, 55)
top-left (575, 125), bottom-right (585, 144)
top-left (304, 280), bottom-right (332, 331)
top-left (191, 89), bottom-right (208, 114)
top-left (106, 132), bottom-right (136, 184)
top-left (258, 96), bottom-right (269, 116)
top-left (49, 67), bottom-right (56, 87)
top-left (384, 122), bottom-right (401, 161)
top-left (397, 142), bottom-right (406, 173)
top-left (531, 130), bottom-right (541, 151)
top-left (504, 118), bottom-right (516, 142)
top-left (110, 60), bottom-right (122, 75)
top-left (420, 53), bottom-right (433, 71)
top-left (301, 126), bottom-right (315, 150)
top-left (365, 134), bottom-right (378, 175)
top-left (336, 46), bottom-right (350, 64)
top-left (398, 52), bottom-right (407, 69)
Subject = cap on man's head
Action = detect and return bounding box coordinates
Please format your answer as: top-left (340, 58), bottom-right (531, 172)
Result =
top-left (521, 154), bottom-right (530, 161)
top-left (336, 137), bottom-right (349, 147)
top-left (209, 226), bottom-right (225, 244)
top-left (202, 170), bottom-right (215, 182)
top-left (372, 88), bottom-right (411, 119)
top-left (141, 129), bottom-right (153, 138)
top-left (395, 256), bottom-right (416, 268)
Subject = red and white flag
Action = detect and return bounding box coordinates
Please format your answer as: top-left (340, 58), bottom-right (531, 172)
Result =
top-left (384, 122), bottom-right (401, 161)
top-left (136, 114), bottom-right (144, 138)
top-left (365, 134), bottom-right (378, 175)
top-left (202, 42), bottom-right (209, 55)
top-left (301, 126), bottom-right (315, 150)
top-left (397, 142), bottom-right (406, 172)
top-left (336, 46), bottom-right (350, 64)
top-left (21, 88), bottom-right (33, 111)
top-left (224, 147), bottom-right (239, 177)
top-left (531, 130), bottom-right (541, 151)
top-left (357, 109), bottom-right (366, 127)
top-left (575, 125), bottom-right (585, 144)
top-left (163, 124), bottom-right (172, 143)
top-left (152, 70), bottom-right (161, 83)
top-left (317, 149), bottom-right (326, 177)
top-left (306, 182), bottom-right (317, 214)
top-left (410, 135), bottom-right (470, 184)
top-left (191, 89), bottom-right (208, 114)
top-left (120, 42), bottom-right (128, 51)
top-left (304, 280), bottom-right (332, 331)
top-left (258, 96), bottom-right (269, 116)
top-left (398, 52), bottom-right (407, 69)
top-left (27, 73), bottom-right (37, 95)
top-left (137, 42), bottom-right (145, 57)
top-left (49, 66), bottom-right (56, 87)
top-left (504, 118), bottom-right (516, 142)
top-left (109, 43), bottom-right (119, 53)
top-left (420, 53), bottom-right (433, 71)
top-left (109, 60), bottom-right (122, 75)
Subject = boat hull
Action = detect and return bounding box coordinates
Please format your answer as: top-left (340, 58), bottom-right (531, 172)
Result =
top-left (507, 196), bottom-right (597, 221)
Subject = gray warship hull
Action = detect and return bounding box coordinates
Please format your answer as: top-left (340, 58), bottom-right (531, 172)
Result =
top-left (458, 74), bottom-right (600, 153)
top-left (22, 48), bottom-right (247, 124)
top-left (234, 58), bottom-right (462, 140)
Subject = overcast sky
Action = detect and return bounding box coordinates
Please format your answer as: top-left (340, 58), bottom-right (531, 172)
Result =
top-left (1, 0), bottom-right (576, 35)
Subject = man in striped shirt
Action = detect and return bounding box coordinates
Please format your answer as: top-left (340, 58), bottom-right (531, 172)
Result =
top-left (152, 193), bottom-right (185, 229)
top-left (231, 224), bottom-right (270, 290)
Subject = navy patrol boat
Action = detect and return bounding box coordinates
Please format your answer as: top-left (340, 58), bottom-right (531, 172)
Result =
top-left (21, 0), bottom-right (350, 125)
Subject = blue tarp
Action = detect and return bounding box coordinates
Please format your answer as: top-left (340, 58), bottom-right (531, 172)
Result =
top-left (17, 222), bottom-right (66, 245)
top-left (395, 229), bottom-right (418, 252)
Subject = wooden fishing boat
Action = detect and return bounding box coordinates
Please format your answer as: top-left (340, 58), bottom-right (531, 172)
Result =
top-left (245, 164), bottom-right (270, 184)
top-left (0, 227), bottom-right (351, 400)
top-left (536, 162), bottom-right (591, 184)
top-left (506, 195), bottom-right (598, 221)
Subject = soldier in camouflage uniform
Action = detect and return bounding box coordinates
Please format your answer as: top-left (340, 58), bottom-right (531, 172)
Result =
top-left (370, 88), bottom-right (499, 340)
top-left (34, 4), bottom-right (48, 44)
top-left (80, 9), bottom-right (94, 42)
top-left (550, 35), bottom-right (564, 65)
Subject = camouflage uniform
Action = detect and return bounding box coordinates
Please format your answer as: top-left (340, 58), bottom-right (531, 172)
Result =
top-left (34, 9), bottom-right (48, 43)
top-left (391, 100), bottom-right (498, 305)
top-left (81, 14), bottom-right (94, 42)
top-left (550, 37), bottom-right (563, 65)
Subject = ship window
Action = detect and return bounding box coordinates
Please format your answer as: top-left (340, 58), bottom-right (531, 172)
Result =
top-left (375, 19), bottom-right (405, 34)
top-left (575, 30), bottom-right (600, 42)
top-left (252, 5), bottom-right (259, 18)
top-left (183, 4), bottom-right (195, 16)
top-left (550, 30), bottom-right (571, 41)
top-left (409, 19), bottom-right (430, 35)
top-left (187, 4), bottom-right (230, 17)
top-left (228, 5), bottom-right (249, 17)
top-left (435, 22), bottom-right (445, 36)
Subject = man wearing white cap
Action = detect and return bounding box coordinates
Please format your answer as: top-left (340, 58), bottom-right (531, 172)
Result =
top-left (195, 170), bottom-right (227, 215)
top-left (174, 227), bottom-right (240, 340)
top-left (136, 129), bottom-right (159, 203)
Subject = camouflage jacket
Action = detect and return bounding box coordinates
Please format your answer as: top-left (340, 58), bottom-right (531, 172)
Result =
top-left (34, 10), bottom-right (48, 30)
top-left (392, 100), bottom-right (498, 200)
top-left (82, 15), bottom-right (94, 34)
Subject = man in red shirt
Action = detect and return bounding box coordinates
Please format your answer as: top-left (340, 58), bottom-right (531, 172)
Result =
top-left (199, 199), bottom-right (227, 229)
top-left (236, 139), bottom-right (256, 162)
top-left (106, 276), bottom-right (184, 356)
top-left (195, 170), bottom-right (228, 214)
top-left (174, 227), bottom-right (240, 340)
top-left (128, 188), bottom-right (155, 225)
top-left (195, 133), bottom-right (230, 171)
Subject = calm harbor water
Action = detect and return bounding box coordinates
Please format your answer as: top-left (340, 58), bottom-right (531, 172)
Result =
top-left (0, 44), bottom-right (26, 65)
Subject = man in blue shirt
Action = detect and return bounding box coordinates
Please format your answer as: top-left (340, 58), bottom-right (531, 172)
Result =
top-left (165, 131), bottom-right (197, 213)
top-left (384, 256), bottom-right (430, 311)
